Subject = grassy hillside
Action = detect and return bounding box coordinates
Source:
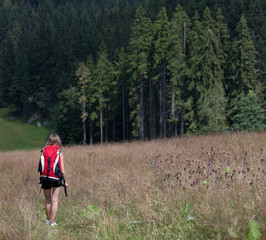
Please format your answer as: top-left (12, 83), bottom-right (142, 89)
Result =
top-left (0, 132), bottom-right (265, 239)
top-left (0, 108), bottom-right (50, 151)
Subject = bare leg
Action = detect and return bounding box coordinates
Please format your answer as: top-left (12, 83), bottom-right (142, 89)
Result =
top-left (51, 187), bottom-right (60, 224)
top-left (43, 189), bottom-right (52, 221)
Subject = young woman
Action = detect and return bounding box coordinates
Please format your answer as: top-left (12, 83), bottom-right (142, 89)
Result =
top-left (39, 133), bottom-right (68, 227)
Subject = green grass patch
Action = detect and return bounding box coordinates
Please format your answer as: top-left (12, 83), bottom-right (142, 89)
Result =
top-left (0, 108), bottom-right (50, 151)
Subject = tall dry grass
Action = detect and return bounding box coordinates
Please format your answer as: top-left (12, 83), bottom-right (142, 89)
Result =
top-left (0, 132), bottom-right (265, 239)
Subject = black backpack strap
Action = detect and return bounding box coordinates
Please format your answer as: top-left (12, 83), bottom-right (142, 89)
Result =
top-left (46, 157), bottom-right (51, 180)
top-left (38, 160), bottom-right (41, 173)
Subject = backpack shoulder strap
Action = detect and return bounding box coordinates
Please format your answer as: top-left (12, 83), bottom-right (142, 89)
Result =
top-left (38, 148), bottom-right (44, 173)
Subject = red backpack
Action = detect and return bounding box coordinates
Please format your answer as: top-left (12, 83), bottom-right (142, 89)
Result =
top-left (38, 145), bottom-right (62, 182)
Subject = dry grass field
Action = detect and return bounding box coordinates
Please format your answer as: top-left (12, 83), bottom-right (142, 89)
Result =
top-left (0, 132), bottom-right (265, 239)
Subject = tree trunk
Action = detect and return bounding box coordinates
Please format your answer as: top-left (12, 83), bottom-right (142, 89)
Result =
top-left (163, 63), bottom-right (167, 138)
top-left (175, 120), bottom-right (178, 137)
top-left (180, 107), bottom-right (184, 136)
top-left (140, 76), bottom-right (144, 140)
top-left (100, 107), bottom-right (103, 144)
top-left (153, 94), bottom-right (156, 138)
top-left (180, 20), bottom-right (186, 137)
top-left (90, 126), bottom-right (93, 145)
top-left (82, 92), bottom-right (86, 145)
top-left (82, 118), bottom-right (86, 145)
top-left (159, 79), bottom-right (163, 138)
top-left (105, 108), bottom-right (108, 143)
top-left (113, 110), bottom-right (115, 141)
top-left (122, 78), bottom-right (125, 141)
top-left (149, 78), bottom-right (152, 139)
top-left (171, 90), bottom-right (175, 137)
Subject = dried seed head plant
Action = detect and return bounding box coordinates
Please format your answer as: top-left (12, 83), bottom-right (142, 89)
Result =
top-left (0, 132), bottom-right (265, 239)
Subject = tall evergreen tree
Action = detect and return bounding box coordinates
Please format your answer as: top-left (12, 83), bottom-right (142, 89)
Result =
top-left (232, 91), bottom-right (265, 131)
top-left (227, 0), bottom-right (244, 35)
top-left (29, 12), bottom-right (58, 119)
top-left (229, 14), bottom-right (261, 121)
top-left (247, 0), bottom-right (266, 108)
top-left (85, 55), bottom-right (98, 144)
top-left (76, 62), bottom-right (91, 145)
top-left (115, 47), bottom-right (129, 141)
top-left (128, 6), bottom-right (153, 140)
top-left (190, 7), bottom-right (227, 133)
top-left (214, 8), bottom-right (230, 67)
top-left (167, 5), bottom-right (192, 136)
top-left (214, 7), bottom-right (231, 95)
top-left (55, 87), bottom-right (81, 144)
top-left (153, 7), bottom-right (169, 138)
top-left (94, 48), bottom-right (115, 143)
top-left (0, 35), bottom-right (16, 108)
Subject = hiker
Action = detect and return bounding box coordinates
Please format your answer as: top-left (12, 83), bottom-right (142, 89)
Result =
top-left (38, 133), bottom-right (68, 227)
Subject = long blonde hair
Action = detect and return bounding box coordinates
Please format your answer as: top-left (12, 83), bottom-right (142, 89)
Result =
top-left (46, 133), bottom-right (63, 148)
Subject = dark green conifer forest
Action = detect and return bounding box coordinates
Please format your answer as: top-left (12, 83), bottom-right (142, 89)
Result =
top-left (0, 0), bottom-right (265, 144)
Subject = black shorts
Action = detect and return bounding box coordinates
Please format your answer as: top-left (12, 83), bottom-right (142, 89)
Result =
top-left (41, 178), bottom-right (61, 189)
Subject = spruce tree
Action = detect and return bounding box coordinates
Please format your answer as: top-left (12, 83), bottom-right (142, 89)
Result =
top-left (0, 35), bottom-right (15, 108)
top-left (94, 48), bottom-right (115, 143)
top-left (214, 7), bottom-right (230, 88)
top-left (55, 87), bottom-right (81, 144)
top-left (115, 47), bottom-right (129, 141)
top-left (153, 7), bottom-right (169, 138)
top-left (76, 62), bottom-right (91, 145)
top-left (128, 6), bottom-right (153, 140)
top-left (233, 91), bottom-right (265, 131)
top-left (85, 55), bottom-right (98, 145)
top-left (229, 14), bottom-right (261, 121)
top-left (190, 7), bottom-right (227, 133)
top-left (167, 5), bottom-right (192, 136)
top-left (247, 0), bottom-right (266, 108)
top-left (227, 0), bottom-right (244, 36)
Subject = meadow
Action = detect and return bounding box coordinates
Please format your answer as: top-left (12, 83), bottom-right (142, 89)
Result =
top-left (0, 132), bottom-right (265, 239)
top-left (0, 108), bottom-right (50, 151)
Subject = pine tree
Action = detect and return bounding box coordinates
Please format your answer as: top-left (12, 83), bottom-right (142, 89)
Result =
top-left (128, 6), bottom-right (153, 140)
